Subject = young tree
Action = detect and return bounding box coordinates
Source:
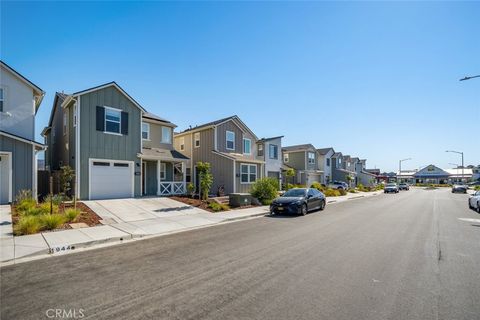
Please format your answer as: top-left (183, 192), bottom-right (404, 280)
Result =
top-left (60, 165), bottom-right (75, 199)
top-left (196, 162), bottom-right (213, 200)
top-left (285, 168), bottom-right (295, 190)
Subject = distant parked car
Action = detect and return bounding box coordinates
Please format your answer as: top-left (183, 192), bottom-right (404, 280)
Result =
top-left (384, 183), bottom-right (399, 193)
top-left (452, 184), bottom-right (468, 193)
top-left (468, 180), bottom-right (480, 186)
top-left (468, 191), bottom-right (480, 213)
top-left (398, 183), bottom-right (410, 191)
top-left (328, 181), bottom-right (348, 190)
top-left (270, 188), bottom-right (326, 216)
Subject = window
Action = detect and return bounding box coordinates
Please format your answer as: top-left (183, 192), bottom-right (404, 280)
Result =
top-left (161, 126), bottom-right (171, 143)
top-left (258, 144), bottom-right (264, 157)
top-left (0, 88), bottom-right (4, 112)
top-left (284, 153), bottom-right (289, 163)
top-left (326, 158), bottom-right (330, 166)
top-left (160, 163), bottom-right (166, 180)
top-left (73, 105), bottom-right (77, 127)
top-left (194, 133), bottom-right (200, 148)
top-left (240, 164), bottom-right (257, 184)
top-left (243, 138), bottom-right (251, 155)
top-left (226, 131), bottom-right (235, 150)
top-left (142, 122), bottom-right (150, 140)
top-left (269, 144), bottom-right (278, 159)
top-left (338, 158), bottom-right (342, 164)
top-left (186, 167), bottom-right (191, 183)
top-left (179, 137), bottom-right (185, 151)
top-left (63, 113), bottom-right (67, 135)
top-left (114, 163), bottom-right (129, 167)
top-left (308, 152), bottom-right (315, 164)
top-left (105, 108), bottom-right (121, 134)
top-left (93, 161), bottom-right (110, 166)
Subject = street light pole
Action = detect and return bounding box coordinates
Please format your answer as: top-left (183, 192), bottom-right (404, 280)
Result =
top-left (399, 158), bottom-right (412, 184)
top-left (446, 150), bottom-right (464, 183)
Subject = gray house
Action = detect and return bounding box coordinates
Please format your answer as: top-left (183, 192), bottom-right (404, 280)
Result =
top-left (173, 115), bottom-right (265, 195)
top-left (317, 147), bottom-right (335, 184)
top-left (42, 82), bottom-right (188, 200)
top-left (282, 144), bottom-right (322, 187)
top-left (0, 61), bottom-right (45, 204)
top-left (257, 136), bottom-right (283, 188)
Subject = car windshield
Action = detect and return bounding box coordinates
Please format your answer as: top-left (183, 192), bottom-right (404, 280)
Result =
top-left (399, 183), bottom-right (407, 186)
top-left (386, 183), bottom-right (397, 187)
top-left (283, 189), bottom-right (306, 197)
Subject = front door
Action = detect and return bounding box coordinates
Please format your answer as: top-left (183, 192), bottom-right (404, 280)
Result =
top-left (0, 153), bottom-right (11, 204)
top-left (142, 162), bottom-right (147, 195)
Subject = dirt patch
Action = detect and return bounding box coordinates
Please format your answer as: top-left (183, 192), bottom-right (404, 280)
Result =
top-left (169, 196), bottom-right (217, 212)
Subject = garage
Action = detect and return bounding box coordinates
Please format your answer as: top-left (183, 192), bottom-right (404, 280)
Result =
top-left (89, 159), bottom-right (134, 200)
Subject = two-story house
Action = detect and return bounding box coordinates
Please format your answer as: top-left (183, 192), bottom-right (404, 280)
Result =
top-left (355, 158), bottom-right (377, 186)
top-left (173, 115), bottom-right (264, 195)
top-left (282, 144), bottom-right (322, 187)
top-left (317, 147), bottom-right (335, 185)
top-left (257, 136), bottom-right (283, 188)
top-left (42, 81), bottom-right (188, 200)
top-left (0, 61), bottom-right (45, 204)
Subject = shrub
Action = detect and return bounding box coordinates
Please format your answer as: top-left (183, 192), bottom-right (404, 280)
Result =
top-left (349, 189), bottom-right (357, 193)
top-left (324, 189), bottom-right (341, 197)
top-left (310, 182), bottom-right (326, 192)
top-left (40, 214), bottom-right (66, 230)
top-left (208, 202), bottom-right (229, 212)
top-left (20, 207), bottom-right (44, 216)
top-left (43, 194), bottom-right (65, 206)
top-left (285, 183), bottom-right (294, 191)
top-left (251, 178), bottom-right (279, 205)
top-left (15, 216), bottom-right (42, 235)
top-left (16, 198), bottom-right (37, 213)
top-left (65, 208), bottom-right (81, 222)
top-left (15, 189), bottom-right (33, 203)
top-left (39, 202), bottom-right (59, 215)
top-left (187, 183), bottom-right (195, 197)
top-left (474, 186), bottom-right (480, 191)
top-left (197, 162), bottom-right (213, 200)
top-left (339, 189), bottom-right (347, 196)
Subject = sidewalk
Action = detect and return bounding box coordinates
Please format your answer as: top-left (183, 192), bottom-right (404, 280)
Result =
top-left (0, 191), bottom-right (382, 265)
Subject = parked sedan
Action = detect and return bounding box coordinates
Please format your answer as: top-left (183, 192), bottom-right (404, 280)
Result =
top-left (468, 191), bottom-right (480, 213)
top-left (384, 183), bottom-right (399, 193)
top-left (328, 181), bottom-right (348, 190)
top-left (452, 184), bottom-right (468, 193)
top-left (270, 188), bottom-right (326, 216)
top-left (398, 183), bottom-right (410, 191)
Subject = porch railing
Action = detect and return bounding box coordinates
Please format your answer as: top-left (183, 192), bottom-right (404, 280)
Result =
top-left (159, 182), bottom-right (186, 196)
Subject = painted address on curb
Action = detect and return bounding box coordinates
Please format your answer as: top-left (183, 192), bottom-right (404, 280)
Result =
top-left (48, 245), bottom-right (75, 255)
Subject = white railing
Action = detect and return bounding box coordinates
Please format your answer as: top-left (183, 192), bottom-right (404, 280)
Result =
top-left (159, 182), bottom-right (186, 196)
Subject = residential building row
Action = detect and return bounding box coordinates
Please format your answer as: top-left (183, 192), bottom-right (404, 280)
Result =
top-left (1, 61), bottom-right (377, 203)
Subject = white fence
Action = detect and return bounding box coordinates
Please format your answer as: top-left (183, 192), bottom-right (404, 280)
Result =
top-left (158, 182), bottom-right (186, 196)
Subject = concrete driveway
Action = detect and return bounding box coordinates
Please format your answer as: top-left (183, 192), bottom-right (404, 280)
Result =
top-left (83, 197), bottom-right (210, 224)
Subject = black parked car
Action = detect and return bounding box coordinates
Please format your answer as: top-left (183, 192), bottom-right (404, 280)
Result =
top-left (452, 184), bottom-right (468, 193)
top-left (270, 188), bottom-right (326, 216)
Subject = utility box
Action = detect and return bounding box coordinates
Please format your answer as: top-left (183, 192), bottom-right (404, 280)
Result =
top-left (229, 193), bottom-right (251, 207)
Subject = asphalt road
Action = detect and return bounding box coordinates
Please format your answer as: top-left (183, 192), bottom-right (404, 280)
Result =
top-left (1, 188), bottom-right (479, 320)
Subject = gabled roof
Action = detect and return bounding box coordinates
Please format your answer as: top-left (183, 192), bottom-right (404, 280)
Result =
top-left (257, 135), bottom-right (284, 143)
top-left (332, 152), bottom-right (343, 158)
top-left (317, 147), bottom-right (335, 155)
top-left (176, 115), bottom-right (258, 140)
top-left (44, 92), bottom-right (67, 131)
top-left (0, 130), bottom-right (44, 149)
top-left (1, 60), bottom-right (45, 112)
top-left (142, 112), bottom-right (176, 127)
top-left (414, 164), bottom-right (450, 177)
top-left (282, 144), bottom-right (316, 152)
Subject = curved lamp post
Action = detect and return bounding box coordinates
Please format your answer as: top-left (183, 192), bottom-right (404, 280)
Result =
top-left (399, 158), bottom-right (412, 183)
top-left (446, 150), bottom-right (464, 183)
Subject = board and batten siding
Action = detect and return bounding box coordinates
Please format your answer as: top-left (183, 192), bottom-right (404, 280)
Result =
top-left (286, 151), bottom-right (306, 170)
top-left (235, 162), bottom-right (262, 194)
top-left (79, 86), bottom-right (142, 199)
top-left (216, 120), bottom-right (260, 161)
top-left (0, 135), bottom-right (33, 198)
top-left (142, 121), bottom-right (175, 150)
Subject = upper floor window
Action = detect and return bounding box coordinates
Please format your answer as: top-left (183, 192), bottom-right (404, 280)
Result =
top-left (243, 138), bottom-right (251, 155)
top-left (179, 137), bottom-right (185, 151)
top-left (269, 144), bottom-right (278, 159)
top-left (284, 153), bottom-right (289, 163)
top-left (194, 132), bottom-right (200, 148)
top-left (105, 108), bottom-right (121, 134)
top-left (0, 88), bottom-right (4, 112)
top-left (258, 144), bottom-right (264, 157)
top-left (226, 131), bottom-right (235, 150)
top-left (326, 158), bottom-right (330, 166)
top-left (142, 122), bottom-right (150, 140)
top-left (161, 126), bottom-right (171, 143)
top-left (338, 158), bottom-right (342, 164)
top-left (308, 152), bottom-right (315, 164)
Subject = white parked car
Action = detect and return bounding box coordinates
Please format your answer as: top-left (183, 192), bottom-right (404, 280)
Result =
top-left (468, 191), bottom-right (480, 213)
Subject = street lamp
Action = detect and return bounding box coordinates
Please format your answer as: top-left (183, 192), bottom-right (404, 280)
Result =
top-left (399, 158), bottom-right (412, 183)
top-left (446, 150), bottom-right (464, 183)
top-left (459, 75), bottom-right (480, 81)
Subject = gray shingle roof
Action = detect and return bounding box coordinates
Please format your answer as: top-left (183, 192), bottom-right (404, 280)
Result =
top-left (317, 147), bottom-right (334, 155)
top-left (180, 115), bottom-right (237, 133)
top-left (282, 144), bottom-right (316, 152)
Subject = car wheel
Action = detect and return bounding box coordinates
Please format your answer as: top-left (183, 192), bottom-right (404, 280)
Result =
top-left (301, 204), bottom-right (308, 216)
top-left (319, 200), bottom-right (326, 211)
top-left (477, 203), bottom-right (480, 213)
top-left (469, 201), bottom-right (473, 209)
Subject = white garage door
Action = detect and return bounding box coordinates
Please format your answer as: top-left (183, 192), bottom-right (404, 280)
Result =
top-left (89, 160), bottom-right (134, 200)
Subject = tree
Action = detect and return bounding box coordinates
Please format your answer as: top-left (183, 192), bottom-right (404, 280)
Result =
top-left (60, 166), bottom-right (75, 198)
top-left (196, 162), bottom-right (213, 200)
top-left (345, 174), bottom-right (354, 188)
top-left (285, 168), bottom-right (295, 190)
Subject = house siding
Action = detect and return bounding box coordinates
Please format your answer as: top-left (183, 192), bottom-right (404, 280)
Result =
top-left (142, 120), bottom-right (175, 150)
top-left (286, 151), bottom-right (306, 170)
top-left (235, 162), bottom-right (262, 193)
top-left (79, 86), bottom-right (142, 199)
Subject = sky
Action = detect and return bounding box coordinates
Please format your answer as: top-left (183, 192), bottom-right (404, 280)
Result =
top-left (1, 1), bottom-right (479, 172)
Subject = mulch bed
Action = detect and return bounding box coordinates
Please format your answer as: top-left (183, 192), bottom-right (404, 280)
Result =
top-left (169, 196), bottom-right (216, 212)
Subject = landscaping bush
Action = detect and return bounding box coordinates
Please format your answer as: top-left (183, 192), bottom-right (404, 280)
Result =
top-left (40, 214), bottom-right (66, 230)
top-left (197, 162), bottom-right (213, 200)
top-left (15, 216), bottom-right (42, 235)
top-left (39, 202), bottom-right (59, 215)
top-left (339, 189), bottom-right (348, 196)
top-left (251, 177), bottom-right (279, 205)
top-left (348, 189), bottom-right (357, 193)
top-left (474, 186), bottom-right (480, 191)
top-left (43, 194), bottom-right (65, 206)
top-left (310, 182), bottom-right (326, 192)
top-left (15, 198), bottom-right (37, 213)
top-left (324, 189), bottom-right (341, 197)
top-left (65, 208), bottom-right (81, 222)
top-left (15, 189), bottom-right (33, 203)
top-left (208, 202), bottom-right (229, 212)
top-left (20, 207), bottom-right (44, 216)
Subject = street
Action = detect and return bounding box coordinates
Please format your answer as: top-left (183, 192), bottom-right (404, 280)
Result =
top-left (1, 187), bottom-right (479, 320)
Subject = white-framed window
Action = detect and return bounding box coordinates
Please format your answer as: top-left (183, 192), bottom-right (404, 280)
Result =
top-left (194, 132), bottom-right (200, 148)
top-left (142, 122), bottom-right (150, 140)
top-left (160, 162), bottom-right (166, 180)
top-left (258, 144), bottom-right (264, 157)
top-left (226, 131), bottom-right (235, 150)
top-left (243, 138), bottom-right (251, 155)
top-left (338, 158), bottom-right (342, 164)
top-left (269, 144), bottom-right (278, 159)
top-left (63, 113), bottom-right (67, 135)
top-left (240, 164), bottom-right (257, 184)
top-left (284, 153), bottom-right (289, 163)
top-left (308, 152), bottom-right (315, 164)
top-left (161, 126), bottom-right (171, 143)
top-left (179, 137), bottom-right (185, 151)
top-left (105, 107), bottom-right (121, 134)
top-left (0, 87), bottom-right (5, 112)
top-left (326, 158), bottom-right (330, 166)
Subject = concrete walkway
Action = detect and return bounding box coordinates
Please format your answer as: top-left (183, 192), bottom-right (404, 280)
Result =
top-left (0, 191), bottom-right (384, 265)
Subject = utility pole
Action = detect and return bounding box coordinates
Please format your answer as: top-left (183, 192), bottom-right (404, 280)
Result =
top-left (399, 158), bottom-right (412, 184)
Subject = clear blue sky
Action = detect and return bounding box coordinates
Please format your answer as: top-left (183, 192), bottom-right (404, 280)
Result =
top-left (1, 1), bottom-right (479, 172)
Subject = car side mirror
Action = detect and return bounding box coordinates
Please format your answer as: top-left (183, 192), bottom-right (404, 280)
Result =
top-left (307, 194), bottom-right (313, 199)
